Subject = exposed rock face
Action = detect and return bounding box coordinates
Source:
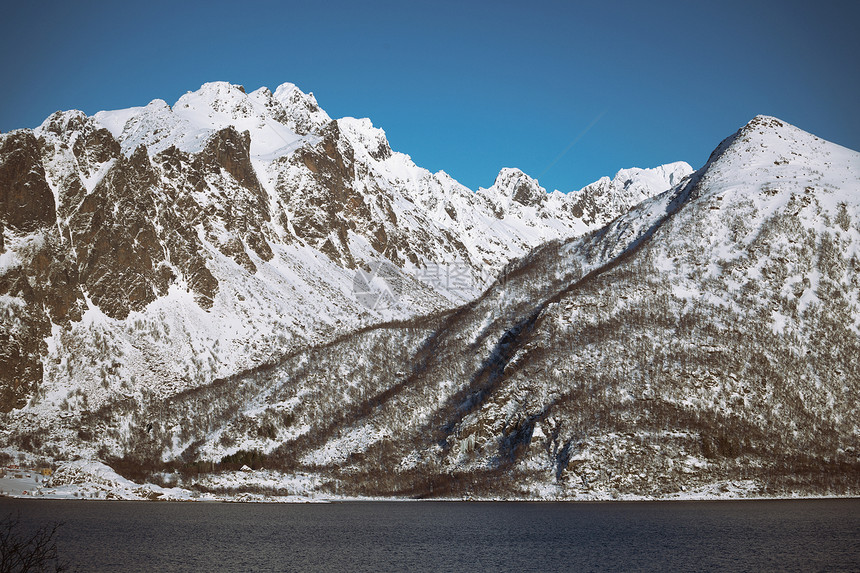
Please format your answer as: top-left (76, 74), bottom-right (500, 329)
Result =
top-left (201, 128), bottom-right (262, 194)
top-left (0, 105), bottom-right (290, 408)
top-left (0, 130), bottom-right (85, 410)
top-left (0, 232), bottom-right (81, 411)
top-left (193, 127), bottom-right (274, 271)
top-left (0, 131), bottom-right (56, 232)
top-left (282, 120), bottom-right (361, 266)
top-left (147, 146), bottom-right (219, 306)
top-left (70, 146), bottom-right (165, 318)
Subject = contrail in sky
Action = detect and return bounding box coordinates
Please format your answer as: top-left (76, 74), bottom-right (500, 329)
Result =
top-left (538, 110), bottom-right (607, 180)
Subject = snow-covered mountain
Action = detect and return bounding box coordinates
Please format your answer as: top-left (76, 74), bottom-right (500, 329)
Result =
top-left (7, 85), bottom-right (853, 501)
top-left (0, 81), bottom-right (688, 416)
top-left (10, 114), bottom-right (851, 501)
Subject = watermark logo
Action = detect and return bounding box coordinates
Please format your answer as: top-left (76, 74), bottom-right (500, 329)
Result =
top-left (353, 261), bottom-right (494, 310)
top-left (353, 261), bottom-right (404, 311)
top-left (414, 261), bottom-right (473, 292)
top-left (353, 259), bottom-right (518, 311)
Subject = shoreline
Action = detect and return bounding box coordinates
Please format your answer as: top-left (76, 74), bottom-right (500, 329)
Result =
top-left (4, 460), bottom-right (857, 504)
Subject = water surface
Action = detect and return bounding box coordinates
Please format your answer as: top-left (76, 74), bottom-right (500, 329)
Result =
top-left (2, 498), bottom-right (858, 572)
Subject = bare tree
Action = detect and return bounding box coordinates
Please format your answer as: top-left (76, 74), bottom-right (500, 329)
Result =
top-left (0, 514), bottom-right (74, 573)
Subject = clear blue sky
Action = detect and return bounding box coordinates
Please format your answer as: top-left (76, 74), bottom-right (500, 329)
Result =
top-left (2, 0), bottom-right (858, 192)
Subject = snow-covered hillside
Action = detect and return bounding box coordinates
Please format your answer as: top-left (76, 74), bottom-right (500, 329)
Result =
top-left (38, 114), bottom-right (854, 501)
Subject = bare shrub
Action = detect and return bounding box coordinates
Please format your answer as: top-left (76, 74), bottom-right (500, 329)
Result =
top-left (0, 513), bottom-right (76, 573)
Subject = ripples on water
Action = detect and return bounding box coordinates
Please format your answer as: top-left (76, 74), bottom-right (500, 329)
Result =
top-left (2, 498), bottom-right (858, 572)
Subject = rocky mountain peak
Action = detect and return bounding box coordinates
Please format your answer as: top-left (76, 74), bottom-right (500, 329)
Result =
top-left (38, 109), bottom-right (91, 136)
top-left (272, 82), bottom-right (332, 136)
top-left (483, 167), bottom-right (546, 207)
top-left (694, 113), bottom-right (858, 209)
top-left (566, 161), bottom-right (693, 227)
top-left (744, 114), bottom-right (788, 132)
top-left (180, 81), bottom-right (249, 109)
top-left (337, 117), bottom-right (392, 162)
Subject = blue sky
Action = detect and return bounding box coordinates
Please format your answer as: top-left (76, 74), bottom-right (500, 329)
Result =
top-left (2, 0), bottom-right (858, 192)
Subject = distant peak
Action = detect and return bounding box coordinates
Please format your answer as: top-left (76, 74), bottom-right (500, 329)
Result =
top-left (196, 81), bottom-right (246, 94)
top-left (173, 83), bottom-right (252, 118)
top-left (494, 167), bottom-right (529, 181)
top-left (492, 167), bottom-right (539, 189)
top-left (734, 115), bottom-right (800, 143)
top-left (337, 117), bottom-right (392, 160)
top-left (746, 115), bottom-right (786, 129)
top-left (703, 115), bottom-right (809, 169)
top-left (273, 82), bottom-right (317, 107)
top-left (175, 83), bottom-right (252, 111)
top-left (273, 82), bottom-right (298, 96)
top-left (608, 162), bottom-right (694, 191)
top-left (41, 108), bottom-right (88, 126)
top-left (487, 167), bottom-right (546, 206)
top-left (37, 109), bottom-right (94, 136)
top-left (146, 99), bottom-right (171, 110)
top-left (250, 86), bottom-right (272, 98)
top-left (272, 82), bottom-right (331, 135)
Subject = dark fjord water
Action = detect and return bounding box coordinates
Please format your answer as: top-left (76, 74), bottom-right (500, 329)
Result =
top-left (2, 498), bottom-right (858, 572)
